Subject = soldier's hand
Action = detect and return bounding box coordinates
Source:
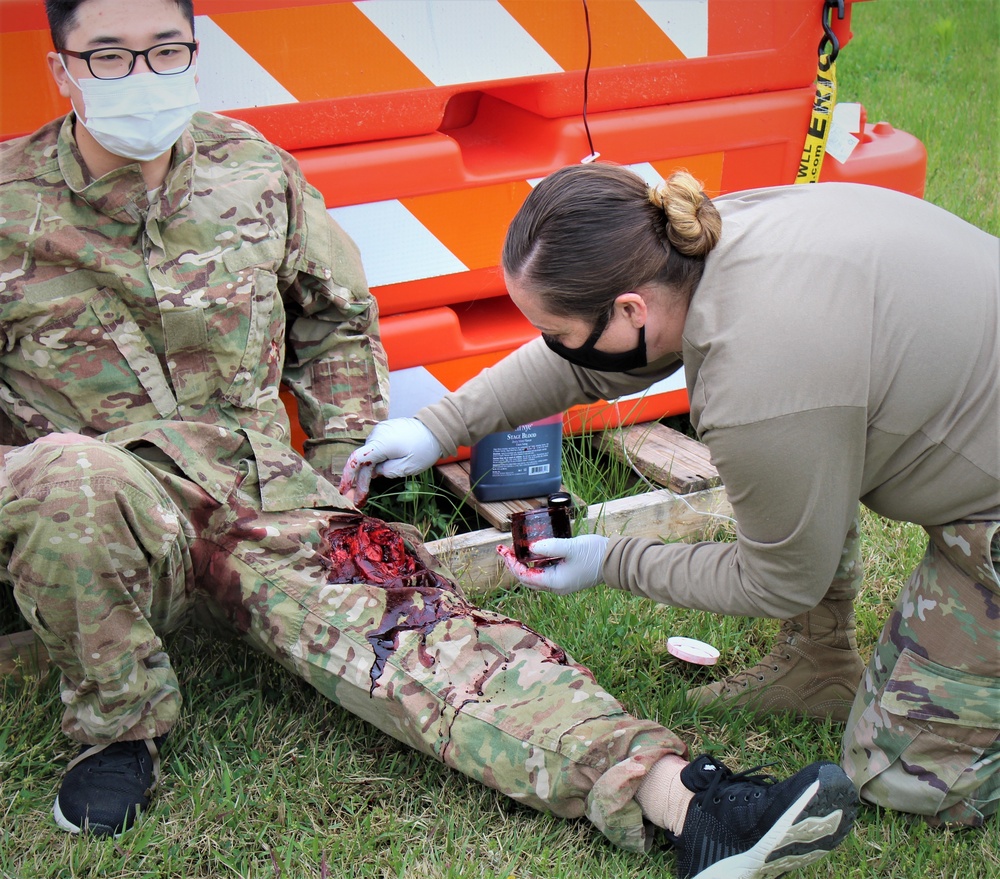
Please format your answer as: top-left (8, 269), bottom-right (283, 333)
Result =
top-left (497, 535), bottom-right (609, 595)
top-left (340, 418), bottom-right (443, 507)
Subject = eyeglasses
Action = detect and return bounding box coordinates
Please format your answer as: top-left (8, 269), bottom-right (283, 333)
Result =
top-left (59, 41), bottom-right (198, 80)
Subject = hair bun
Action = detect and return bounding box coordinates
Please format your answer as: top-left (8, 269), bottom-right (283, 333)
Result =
top-left (647, 184), bottom-right (668, 213)
top-left (648, 171), bottom-right (721, 257)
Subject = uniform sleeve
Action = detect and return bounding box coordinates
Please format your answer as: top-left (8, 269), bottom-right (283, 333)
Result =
top-left (277, 155), bottom-right (390, 479)
top-left (416, 336), bottom-right (683, 455)
top-left (603, 406), bottom-right (867, 618)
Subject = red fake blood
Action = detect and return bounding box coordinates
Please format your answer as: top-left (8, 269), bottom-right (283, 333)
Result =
top-left (320, 516), bottom-right (568, 695)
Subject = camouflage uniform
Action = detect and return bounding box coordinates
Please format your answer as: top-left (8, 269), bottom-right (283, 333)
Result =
top-left (842, 521), bottom-right (1000, 827)
top-left (0, 113), bottom-right (684, 852)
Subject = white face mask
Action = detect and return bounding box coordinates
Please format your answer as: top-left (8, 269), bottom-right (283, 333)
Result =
top-left (61, 59), bottom-right (200, 162)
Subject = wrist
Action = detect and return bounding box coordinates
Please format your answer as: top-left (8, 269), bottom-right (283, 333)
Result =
top-left (599, 535), bottom-right (628, 591)
top-left (412, 411), bottom-right (462, 459)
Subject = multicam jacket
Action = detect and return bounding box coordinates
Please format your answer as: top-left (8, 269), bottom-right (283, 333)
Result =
top-left (0, 111), bottom-right (388, 510)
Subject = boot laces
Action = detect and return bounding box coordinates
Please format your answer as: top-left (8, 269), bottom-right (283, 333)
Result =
top-left (700, 761), bottom-right (778, 805)
top-left (719, 619), bottom-right (801, 690)
top-left (66, 739), bottom-right (162, 797)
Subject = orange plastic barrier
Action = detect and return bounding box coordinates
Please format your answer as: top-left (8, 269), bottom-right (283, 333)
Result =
top-left (311, 88), bottom-right (813, 316)
top-left (3, 0), bottom-right (925, 461)
top-left (308, 92), bottom-right (926, 322)
top-left (0, 0), bottom-right (863, 147)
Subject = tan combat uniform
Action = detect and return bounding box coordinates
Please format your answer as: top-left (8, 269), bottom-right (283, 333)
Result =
top-left (416, 182), bottom-right (1000, 827)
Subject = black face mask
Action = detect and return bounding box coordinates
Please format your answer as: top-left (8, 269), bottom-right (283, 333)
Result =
top-left (543, 315), bottom-right (647, 372)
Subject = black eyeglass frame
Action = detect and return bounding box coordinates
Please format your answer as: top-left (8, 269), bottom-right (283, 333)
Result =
top-left (58, 41), bottom-right (199, 80)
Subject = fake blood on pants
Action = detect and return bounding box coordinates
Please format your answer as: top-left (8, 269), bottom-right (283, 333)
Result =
top-left (320, 516), bottom-right (569, 695)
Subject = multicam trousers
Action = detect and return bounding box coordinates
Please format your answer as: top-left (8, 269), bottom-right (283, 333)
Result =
top-left (0, 438), bottom-right (685, 852)
top-left (841, 520), bottom-right (1000, 827)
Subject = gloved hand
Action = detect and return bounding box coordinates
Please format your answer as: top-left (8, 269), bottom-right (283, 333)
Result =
top-left (339, 418), bottom-right (443, 507)
top-left (497, 534), bottom-right (609, 595)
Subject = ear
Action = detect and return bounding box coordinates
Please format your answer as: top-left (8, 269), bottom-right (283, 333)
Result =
top-left (47, 52), bottom-right (72, 98)
top-left (615, 291), bottom-right (648, 327)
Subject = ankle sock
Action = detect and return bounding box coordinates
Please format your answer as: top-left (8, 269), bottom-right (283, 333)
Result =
top-left (634, 756), bottom-right (694, 835)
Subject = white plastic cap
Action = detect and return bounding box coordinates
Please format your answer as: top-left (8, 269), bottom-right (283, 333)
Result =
top-left (667, 636), bottom-right (720, 665)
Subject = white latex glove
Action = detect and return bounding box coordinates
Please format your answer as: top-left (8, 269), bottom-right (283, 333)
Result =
top-left (497, 534), bottom-right (609, 595)
top-left (339, 418), bottom-right (444, 506)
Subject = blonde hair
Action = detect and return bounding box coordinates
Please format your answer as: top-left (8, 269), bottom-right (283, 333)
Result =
top-left (648, 171), bottom-right (722, 257)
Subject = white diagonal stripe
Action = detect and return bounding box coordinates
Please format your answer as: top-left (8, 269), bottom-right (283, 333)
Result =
top-left (329, 201), bottom-right (467, 288)
top-left (194, 16), bottom-right (298, 111)
top-left (617, 371), bottom-right (687, 401)
top-left (624, 162), bottom-right (665, 187)
top-left (388, 367), bottom-right (451, 419)
top-left (357, 0), bottom-right (562, 86)
top-left (636, 0), bottom-right (709, 58)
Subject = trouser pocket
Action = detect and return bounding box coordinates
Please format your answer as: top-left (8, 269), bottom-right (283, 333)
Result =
top-left (845, 647), bottom-right (1000, 825)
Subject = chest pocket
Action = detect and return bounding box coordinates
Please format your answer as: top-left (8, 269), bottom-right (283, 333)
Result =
top-left (219, 240), bottom-right (286, 409)
top-left (12, 272), bottom-right (178, 429)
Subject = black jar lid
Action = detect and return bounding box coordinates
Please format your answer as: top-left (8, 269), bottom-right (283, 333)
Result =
top-left (547, 491), bottom-right (572, 508)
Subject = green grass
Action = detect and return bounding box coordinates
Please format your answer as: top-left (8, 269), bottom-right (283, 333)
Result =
top-left (836, 0), bottom-right (999, 233)
top-left (2, 1), bottom-right (998, 876)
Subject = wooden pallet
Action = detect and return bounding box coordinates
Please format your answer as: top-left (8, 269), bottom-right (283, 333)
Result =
top-left (595, 421), bottom-right (720, 494)
top-left (435, 421), bottom-right (717, 531)
top-left (435, 459), bottom-right (583, 531)
top-left (425, 483), bottom-right (731, 594)
top-left (428, 420), bottom-right (730, 593)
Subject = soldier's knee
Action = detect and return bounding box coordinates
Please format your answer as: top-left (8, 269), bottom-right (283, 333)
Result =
top-left (843, 696), bottom-right (1000, 826)
top-left (3, 437), bottom-right (148, 496)
top-left (851, 756), bottom-right (937, 816)
top-left (1, 437), bottom-right (185, 609)
top-left (854, 759), bottom-right (996, 828)
top-left (0, 439), bottom-right (175, 570)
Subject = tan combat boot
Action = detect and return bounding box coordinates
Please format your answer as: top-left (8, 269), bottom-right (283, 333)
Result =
top-left (687, 598), bottom-right (866, 723)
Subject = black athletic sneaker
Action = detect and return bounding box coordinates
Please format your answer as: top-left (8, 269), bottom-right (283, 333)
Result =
top-left (54, 735), bottom-right (167, 837)
top-left (668, 754), bottom-right (858, 879)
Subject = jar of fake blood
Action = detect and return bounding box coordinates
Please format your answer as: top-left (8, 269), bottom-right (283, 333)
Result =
top-left (510, 492), bottom-right (574, 567)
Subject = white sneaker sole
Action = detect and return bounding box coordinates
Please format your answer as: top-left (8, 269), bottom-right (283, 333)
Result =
top-left (53, 797), bottom-right (125, 838)
top-left (53, 797), bottom-right (84, 834)
top-left (690, 774), bottom-right (853, 879)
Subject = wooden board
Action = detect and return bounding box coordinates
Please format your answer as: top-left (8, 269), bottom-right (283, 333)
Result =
top-left (595, 422), bottom-right (720, 494)
top-left (435, 459), bottom-right (582, 532)
top-left (425, 483), bottom-right (732, 596)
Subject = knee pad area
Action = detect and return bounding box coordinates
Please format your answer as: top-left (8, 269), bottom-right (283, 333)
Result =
top-left (2, 439), bottom-right (153, 499)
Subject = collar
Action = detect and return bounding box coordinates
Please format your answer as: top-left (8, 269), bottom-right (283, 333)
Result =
top-left (55, 113), bottom-right (195, 223)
